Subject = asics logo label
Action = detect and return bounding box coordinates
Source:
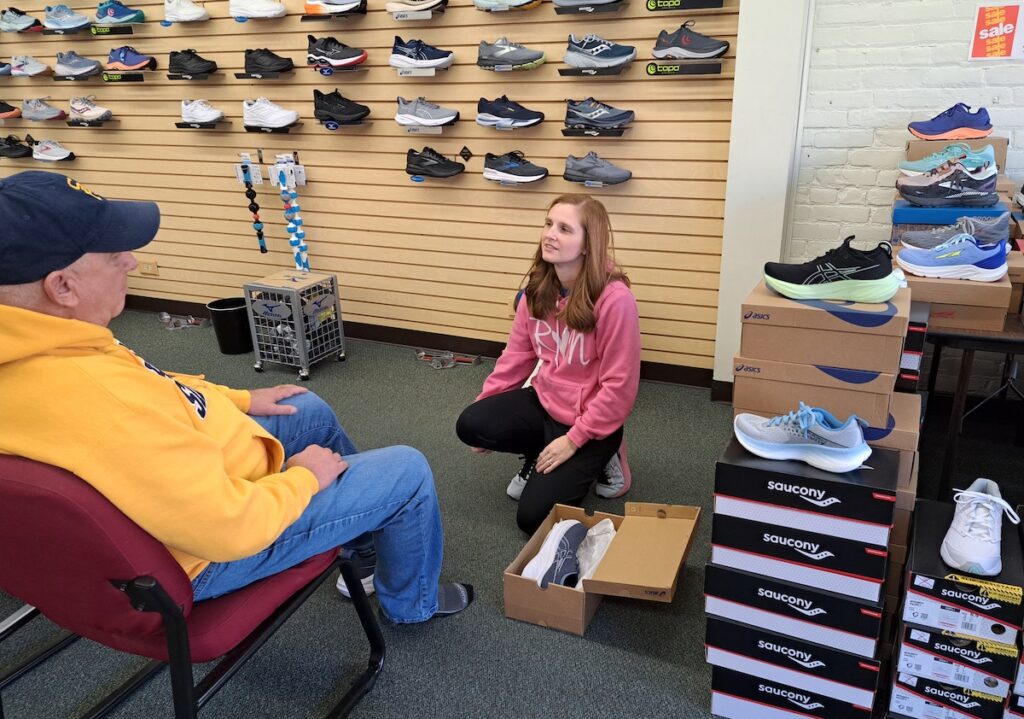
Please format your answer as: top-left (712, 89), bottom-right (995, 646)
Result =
top-left (743, 311), bottom-right (770, 320)
top-left (804, 262), bottom-right (879, 284)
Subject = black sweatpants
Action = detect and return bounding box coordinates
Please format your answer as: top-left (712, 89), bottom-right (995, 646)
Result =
top-left (455, 387), bottom-right (623, 534)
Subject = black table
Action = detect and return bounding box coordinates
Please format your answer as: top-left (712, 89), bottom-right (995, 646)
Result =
top-left (926, 314), bottom-right (1024, 498)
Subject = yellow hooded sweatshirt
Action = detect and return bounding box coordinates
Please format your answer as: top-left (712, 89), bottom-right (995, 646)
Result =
top-left (0, 304), bottom-right (319, 579)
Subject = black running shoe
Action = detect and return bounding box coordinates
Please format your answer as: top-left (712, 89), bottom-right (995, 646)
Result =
top-left (168, 49), bottom-right (217, 75)
top-left (483, 151), bottom-right (548, 183)
top-left (313, 88), bottom-right (369, 124)
top-left (0, 134), bottom-right (31, 158)
top-left (763, 236), bottom-right (900, 303)
top-left (307, 34), bottom-right (367, 68)
top-left (476, 95), bottom-right (544, 129)
top-left (244, 48), bottom-right (294, 74)
top-left (406, 146), bottom-right (465, 178)
top-left (898, 162), bottom-right (999, 208)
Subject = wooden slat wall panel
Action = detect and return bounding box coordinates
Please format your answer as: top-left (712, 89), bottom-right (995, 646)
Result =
top-left (0, 0), bottom-right (738, 368)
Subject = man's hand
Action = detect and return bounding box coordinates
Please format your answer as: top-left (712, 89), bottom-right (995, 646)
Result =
top-left (535, 435), bottom-right (577, 474)
top-left (286, 445), bottom-right (348, 492)
top-left (248, 384), bottom-right (308, 416)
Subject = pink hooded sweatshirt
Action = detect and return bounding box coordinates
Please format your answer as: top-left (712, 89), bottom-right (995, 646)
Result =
top-left (477, 280), bottom-right (641, 448)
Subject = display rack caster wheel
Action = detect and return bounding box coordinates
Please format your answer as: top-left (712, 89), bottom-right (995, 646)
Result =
top-left (254, 361), bottom-right (264, 372)
top-left (336, 351), bottom-right (346, 362)
top-left (298, 369), bottom-right (310, 381)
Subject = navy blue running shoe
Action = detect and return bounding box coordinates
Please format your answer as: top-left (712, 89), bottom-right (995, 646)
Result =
top-left (564, 33), bottom-right (636, 69)
top-left (476, 95), bottom-right (543, 129)
top-left (388, 36), bottom-right (454, 69)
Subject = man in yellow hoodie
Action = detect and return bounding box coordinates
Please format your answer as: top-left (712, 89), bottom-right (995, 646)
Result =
top-left (0, 171), bottom-right (473, 623)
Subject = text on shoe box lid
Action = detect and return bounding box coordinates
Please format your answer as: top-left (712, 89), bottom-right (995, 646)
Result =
top-left (711, 513), bottom-right (887, 603)
top-left (714, 437), bottom-right (897, 547)
top-left (890, 671), bottom-right (1005, 719)
top-left (904, 500), bottom-right (1024, 643)
top-left (705, 615), bottom-right (881, 708)
top-left (897, 625), bottom-right (1018, 697)
top-left (710, 666), bottom-right (872, 719)
top-left (704, 564), bottom-right (882, 659)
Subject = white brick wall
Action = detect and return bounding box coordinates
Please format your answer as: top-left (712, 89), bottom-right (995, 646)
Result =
top-left (790, 0), bottom-right (1024, 393)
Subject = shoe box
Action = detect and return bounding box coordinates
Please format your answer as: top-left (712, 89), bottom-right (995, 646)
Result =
top-left (732, 355), bottom-right (894, 426)
top-left (899, 270), bottom-right (1010, 332)
top-left (903, 501), bottom-right (1024, 644)
top-left (889, 671), bottom-right (1006, 719)
top-left (714, 437), bottom-right (899, 547)
top-left (706, 615), bottom-right (883, 708)
top-left (503, 502), bottom-right (700, 636)
top-left (895, 623), bottom-right (1018, 698)
top-left (710, 665), bottom-right (874, 719)
top-left (1007, 693), bottom-right (1024, 719)
top-left (704, 564), bottom-right (884, 659)
top-left (864, 390), bottom-right (922, 491)
top-left (897, 302), bottom-right (930, 393)
top-left (904, 137), bottom-right (1008, 169)
top-left (739, 281), bottom-right (911, 374)
top-left (1007, 248), bottom-right (1023, 314)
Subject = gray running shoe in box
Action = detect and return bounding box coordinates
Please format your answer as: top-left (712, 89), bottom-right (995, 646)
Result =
top-left (394, 96), bottom-right (458, 126)
top-left (900, 211), bottom-right (1010, 249)
top-left (477, 37), bottom-right (544, 70)
top-left (564, 152), bottom-right (631, 185)
top-left (652, 20), bottom-right (729, 59)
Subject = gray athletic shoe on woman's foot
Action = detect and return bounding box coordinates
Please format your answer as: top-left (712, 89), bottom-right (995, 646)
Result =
top-left (506, 456), bottom-right (533, 500)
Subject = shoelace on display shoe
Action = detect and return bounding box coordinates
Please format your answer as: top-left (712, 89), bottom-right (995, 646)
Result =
top-left (952, 488), bottom-right (1020, 540)
top-left (240, 164), bottom-right (267, 254)
top-left (766, 401), bottom-right (816, 438)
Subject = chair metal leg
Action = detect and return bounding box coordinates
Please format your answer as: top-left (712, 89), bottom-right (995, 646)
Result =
top-left (78, 660), bottom-right (166, 719)
top-left (326, 559), bottom-right (386, 719)
top-left (0, 605), bottom-right (38, 642)
top-left (0, 631), bottom-right (78, 690)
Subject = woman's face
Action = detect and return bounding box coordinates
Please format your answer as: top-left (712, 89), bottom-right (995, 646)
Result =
top-left (541, 203), bottom-right (587, 269)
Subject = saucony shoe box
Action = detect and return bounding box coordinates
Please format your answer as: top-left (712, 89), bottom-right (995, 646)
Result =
top-left (714, 438), bottom-right (898, 547)
top-left (1006, 693), bottom-right (1024, 719)
top-left (711, 666), bottom-right (873, 719)
top-left (740, 281), bottom-right (911, 374)
top-left (1008, 249), bottom-right (1023, 314)
top-left (706, 616), bottom-right (882, 708)
top-left (732, 355), bottom-right (894, 426)
top-left (704, 564), bottom-right (884, 659)
top-left (904, 501), bottom-right (1024, 644)
top-left (898, 302), bottom-right (930, 393)
top-left (712, 512), bottom-right (888, 602)
top-left (896, 624), bottom-right (1018, 698)
top-left (889, 671), bottom-right (1005, 719)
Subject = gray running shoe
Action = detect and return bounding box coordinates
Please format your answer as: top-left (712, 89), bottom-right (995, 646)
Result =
top-left (477, 37), bottom-right (545, 70)
top-left (901, 212), bottom-right (1010, 249)
top-left (55, 50), bottom-right (102, 77)
top-left (520, 519), bottom-right (588, 588)
top-left (22, 98), bottom-right (66, 121)
top-left (565, 152), bottom-right (631, 184)
top-left (394, 96), bottom-right (458, 126)
top-left (565, 97), bottom-right (634, 129)
top-left (652, 20), bottom-right (730, 59)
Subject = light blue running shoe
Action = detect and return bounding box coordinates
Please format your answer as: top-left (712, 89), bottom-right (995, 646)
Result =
top-left (733, 402), bottom-right (871, 474)
top-left (896, 233), bottom-right (1008, 282)
top-left (43, 4), bottom-right (91, 28)
top-left (899, 142), bottom-right (996, 176)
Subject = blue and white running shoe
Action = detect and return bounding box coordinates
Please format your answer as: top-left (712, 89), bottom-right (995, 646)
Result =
top-left (388, 36), bottom-right (454, 69)
top-left (896, 233), bottom-right (1008, 282)
top-left (43, 4), bottom-right (91, 29)
top-left (95, 0), bottom-right (145, 24)
top-left (898, 142), bottom-right (997, 177)
top-left (733, 402), bottom-right (871, 474)
top-left (564, 34), bottom-right (636, 69)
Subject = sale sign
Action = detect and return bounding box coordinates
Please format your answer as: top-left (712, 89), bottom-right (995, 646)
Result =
top-left (970, 4), bottom-right (1024, 59)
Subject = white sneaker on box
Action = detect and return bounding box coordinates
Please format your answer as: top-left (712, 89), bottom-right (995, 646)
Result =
top-left (940, 478), bottom-right (1020, 576)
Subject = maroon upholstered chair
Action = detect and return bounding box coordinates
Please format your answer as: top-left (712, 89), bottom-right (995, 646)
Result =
top-left (0, 455), bottom-right (384, 719)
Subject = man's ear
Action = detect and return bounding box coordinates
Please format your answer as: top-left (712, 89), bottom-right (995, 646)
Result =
top-left (41, 268), bottom-right (78, 309)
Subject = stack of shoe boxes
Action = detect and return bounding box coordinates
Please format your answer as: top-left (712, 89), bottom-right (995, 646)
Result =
top-left (705, 439), bottom-right (902, 717)
top-left (1008, 510), bottom-right (1024, 719)
top-left (1008, 245), bottom-right (1023, 315)
top-left (890, 500), bottom-right (1024, 719)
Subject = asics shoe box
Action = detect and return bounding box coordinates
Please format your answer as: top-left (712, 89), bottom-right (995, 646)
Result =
top-left (715, 438), bottom-right (898, 547)
top-left (865, 390), bottom-right (922, 490)
top-left (896, 624), bottom-right (1018, 697)
top-left (904, 501), bottom-right (1024, 644)
top-left (740, 281), bottom-right (911, 374)
top-left (1007, 251), bottom-right (1023, 313)
top-left (503, 502), bottom-right (699, 636)
top-left (892, 201), bottom-right (1011, 226)
top-left (711, 666), bottom-right (873, 719)
top-left (889, 671), bottom-right (1005, 719)
top-left (905, 137), bottom-right (1008, 170)
top-left (732, 355), bottom-right (894, 426)
top-left (901, 272), bottom-right (1011, 331)
top-left (705, 616), bottom-right (882, 707)
top-left (712, 511), bottom-right (888, 602)
top-left (1006, 693), bottom-right (1024, 718)
top-left (704, 564), bottom-right (883, 659)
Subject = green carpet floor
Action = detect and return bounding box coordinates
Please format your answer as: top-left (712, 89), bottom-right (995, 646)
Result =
top-left (0, 310), bottom-right (730, 718)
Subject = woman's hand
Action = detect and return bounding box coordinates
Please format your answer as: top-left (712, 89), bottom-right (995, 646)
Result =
top-left (535, 435), bottom-right (577, 474)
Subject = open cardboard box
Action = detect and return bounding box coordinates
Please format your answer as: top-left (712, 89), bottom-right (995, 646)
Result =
top-left (503, 502), bottom-right (700, 636)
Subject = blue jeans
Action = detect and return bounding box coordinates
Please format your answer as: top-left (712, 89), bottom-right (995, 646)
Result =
top-left (190, 392), bottom-right (443, 623)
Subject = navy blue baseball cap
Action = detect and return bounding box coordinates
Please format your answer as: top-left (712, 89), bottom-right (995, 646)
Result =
top-left (0, 171), bottom-right (160, 285)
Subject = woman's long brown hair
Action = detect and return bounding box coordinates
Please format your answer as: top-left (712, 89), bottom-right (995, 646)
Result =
top-left (524, 194), bottom-right (629, 333)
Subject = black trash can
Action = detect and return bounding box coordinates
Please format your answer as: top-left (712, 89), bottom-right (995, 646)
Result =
top-left (206, 298), bottom-right (253, 354)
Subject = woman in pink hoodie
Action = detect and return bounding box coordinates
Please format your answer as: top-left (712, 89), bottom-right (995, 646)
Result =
top-left (456, 194), bottom-right (641, 533)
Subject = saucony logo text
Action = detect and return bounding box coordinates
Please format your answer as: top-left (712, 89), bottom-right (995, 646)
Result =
top-left (940, 588), bottom-right (1001, 611)
top-left (757, 587), bottom-right (827, 616)
top-left (933, 642), bottom-right (991, 664)
top-left (763, 533), bottom-right (835, 561)
top-left (758, 684), bottom-right (824, 711)
top-left (766, 481), bottom-right (841, 508)
top-left (757, 640), bottom-right (826, 669)
top-left (923, 685), bottom-right (980, 709)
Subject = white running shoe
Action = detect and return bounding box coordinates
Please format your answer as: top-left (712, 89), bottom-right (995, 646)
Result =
top-left (33, 139), bottom-right (74, 161)
top-left (165, 0), bottom-right (209, 21)
top-left (242, 97), bottom-right (298, 127)
top-left (940, 479), bottom-right (1020, 576)
top-left (70, 96), bottom-right (112, 121)
top-left (335, 572), bottom-right (375, 598)
top-left (181, 99), bottom-right (223, 123)
top-left (733, 402), bottom-right (872, 474)
top-left (521, 519), bottom-right (587, 588)
top-left (229, 0), bottom-right (286, 17)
